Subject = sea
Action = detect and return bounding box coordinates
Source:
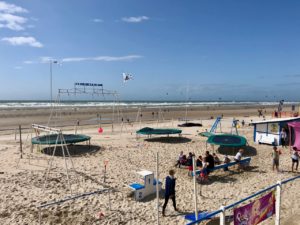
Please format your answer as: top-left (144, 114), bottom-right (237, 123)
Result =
top-left (0, 100), bottom-right (298, 109)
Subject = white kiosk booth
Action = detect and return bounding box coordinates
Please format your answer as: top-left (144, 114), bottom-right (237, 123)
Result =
top-left (251, 117), bottom-right (300, 145)
top-left (128, 170), bottom-right (162, 201)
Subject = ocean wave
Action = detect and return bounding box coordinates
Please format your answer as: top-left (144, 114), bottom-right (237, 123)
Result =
top-left (0, 101), bottom-right (298, 109)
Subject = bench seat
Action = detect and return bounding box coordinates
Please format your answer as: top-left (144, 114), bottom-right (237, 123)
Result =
top-left (192, 157), bottom-right (251, 176)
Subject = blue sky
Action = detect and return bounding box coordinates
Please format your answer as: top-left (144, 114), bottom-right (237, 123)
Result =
top-left (1, 0), bottom-right (300, 101)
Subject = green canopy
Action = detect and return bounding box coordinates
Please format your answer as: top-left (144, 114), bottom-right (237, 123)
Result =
top-left (207, 134), bottom-right (247, 147)
top-left (136, 127), bottom-right (182, 135)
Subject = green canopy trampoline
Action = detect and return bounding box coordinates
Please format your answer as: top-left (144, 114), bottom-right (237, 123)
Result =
top-left (207, 134), bottom-right (247, 147)
top-left (31, 134), bottom-right (91, 145)
top-left (136, 127), bottom-right (182, 136)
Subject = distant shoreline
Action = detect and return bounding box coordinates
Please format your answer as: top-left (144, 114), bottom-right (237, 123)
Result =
top-left (0, 102), bottom-right (297, 133)
top-left (0, 100), bottom-right (298, 110)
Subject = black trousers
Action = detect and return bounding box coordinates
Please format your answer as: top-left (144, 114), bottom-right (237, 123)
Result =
top-left (163, 195), bottom-right (176, 211)
top-left (281, 138), bottom-right (285, 146)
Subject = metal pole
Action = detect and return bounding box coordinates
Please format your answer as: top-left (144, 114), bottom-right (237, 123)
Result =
top-left (50, 60), bottom-right (52, 103)
top-left (103, 160), bottom-right (109, 183)
top-left (275, 181), bottom-right (282, 225)
top-left (39, 208), bottom-right (41, 225)
top-left (62, 134), bottom-right (79, 185)
top-left (19, 125), bottom-right (22, 159)
top-left (44, 133), bottom-right (60, 189)
top-left (112, 100), bottom-right (115, 133)
top-left (192, 156), bottom-right (198, 220)
top-left (61, 134), bottom-right (72, 193)
top-left (156, 152), bottom-right (160, 225)
top-left (50, 60), bottom-right (58, 104)
top-left (219, 205), bottom-right (225, 225)
top-left (108, 188), bottom-right (111, 210)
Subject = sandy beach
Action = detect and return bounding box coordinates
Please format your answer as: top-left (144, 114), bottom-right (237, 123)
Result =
top-left (0, 105), bottom-right (299, 225)
top-left (0, 103), bottom-right (288, 132)
top-left (2, 0), bottom-right (300, 224)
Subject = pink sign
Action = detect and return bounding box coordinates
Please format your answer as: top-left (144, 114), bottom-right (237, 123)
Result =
top-left (234, 191), bottom-right (275, 225)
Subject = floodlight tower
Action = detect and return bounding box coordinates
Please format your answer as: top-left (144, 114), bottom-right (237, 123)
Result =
top-left (50, 60), bottom-right (59, 103)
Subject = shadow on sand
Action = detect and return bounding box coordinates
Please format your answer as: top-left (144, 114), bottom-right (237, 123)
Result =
top-left (217, 145), bottom-right (257, 156)
top-left (41, 144), bottom-right (101, 157)
top-left (197, 165), bottom-right (263, 185)
top-left (205, 215), bottom-right (234, 225)
top-left (144, 136), bottom-right (192, 144)
top-left (202, 174), bottom-right (238, 185)
top-left (126, 188), bottom-right (166, 203)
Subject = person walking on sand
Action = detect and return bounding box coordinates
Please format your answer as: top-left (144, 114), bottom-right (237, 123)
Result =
top-left (291, 147), bottom-right (299, 172)
top-left (162, 170), bottom-right (178, 216)
top-left (272, 146), bottom-right (281, 172)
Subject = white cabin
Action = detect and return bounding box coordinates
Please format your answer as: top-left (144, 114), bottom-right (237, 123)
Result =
top-left (251, 117), bottom-right (300, 145)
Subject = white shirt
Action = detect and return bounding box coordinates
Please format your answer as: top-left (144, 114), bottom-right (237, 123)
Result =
top-left (292, 151), bottom-right (299, 160)
top-left (280, 131), bottom-right (287, 139)
top-left (235, 152), bottom-right (242, 161)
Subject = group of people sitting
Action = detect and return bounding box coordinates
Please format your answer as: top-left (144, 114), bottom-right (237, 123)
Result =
top-left (175, 149), bottom-right (245, 182)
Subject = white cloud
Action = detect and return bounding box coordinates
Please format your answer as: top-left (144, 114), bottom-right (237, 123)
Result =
top-left (121, 16), bottom-right (149, 23)
top-left (23, 60), bottom-right (34, 64)
top-left (94, 55), bottom-right (142, 61)
top-left (40, 56), bottom-right (52, 62)
top-left (0, 1), bottom-right (28, 13)
top-left (23, 55), bottom-right (142, 65)
top-left (39, 57), bottom-right (63, 65)
top-left (0, 13), bottom-right (27, 30)
top-left (2, 36), bottom-right (43, 47)
top-left (92, 18), bottom-right (103, 23)
top-left (23, 57), bottom-right (58, 64)
top-left (0, 1), bottom-right (28, 31)
top-left (62, 57), bottom-right (88, 62)
top-left (62, 55), bottom-right (142, 62)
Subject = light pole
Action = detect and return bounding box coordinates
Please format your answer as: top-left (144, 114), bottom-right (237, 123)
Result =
top-left (50, 60), bottom-right (58, 103)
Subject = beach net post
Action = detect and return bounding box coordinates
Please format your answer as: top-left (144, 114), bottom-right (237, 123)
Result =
top-left (104, 160), bottom-right (109, 183)
top-left (156, 152), bottom-right (160, 225)
top-left (275, 181), bottom-right (282, 225)
top-left (192, 156), bottom-right (198, 220)
top-left (108, 188), bottom-right (112, 210)
top-left (38, 207), bottom-right (42, 225)
top-left (19, 125), bottom-right (23, 159)
top-left (219, 205), bottom-right (225, 225)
